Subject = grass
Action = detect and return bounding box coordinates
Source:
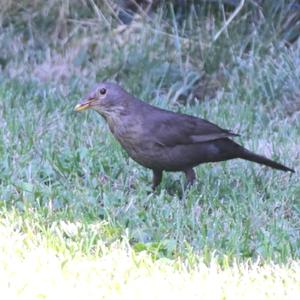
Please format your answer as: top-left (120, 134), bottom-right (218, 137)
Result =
top-left (0, 0), bottom-right (300, 297)
top-left (0, 76), bottom-right (298, 262)
top-left (0, 208), bottom-right (299, 299)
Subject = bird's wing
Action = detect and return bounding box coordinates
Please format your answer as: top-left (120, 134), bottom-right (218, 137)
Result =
top-left (148, 109), bottom-right (238, 147)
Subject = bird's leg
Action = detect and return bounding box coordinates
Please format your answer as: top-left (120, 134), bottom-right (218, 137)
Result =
top-left (152, 170), bottom-right (163, 190)
top-left (184, 168), bottom-right (196, 186)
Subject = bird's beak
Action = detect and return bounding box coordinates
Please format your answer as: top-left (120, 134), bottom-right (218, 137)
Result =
top-left (74, 98), bottom-right (96, 112)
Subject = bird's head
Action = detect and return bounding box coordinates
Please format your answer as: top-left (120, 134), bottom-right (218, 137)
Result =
top-left (74, 82), bottom-right (130, 119)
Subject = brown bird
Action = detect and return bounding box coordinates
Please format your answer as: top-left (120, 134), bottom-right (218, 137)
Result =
top-left (75, 82), bottom-right (294, 190)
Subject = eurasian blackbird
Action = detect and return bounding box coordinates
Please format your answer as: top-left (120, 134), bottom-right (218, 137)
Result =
top-left (75, 82), bottom-right (294, 189)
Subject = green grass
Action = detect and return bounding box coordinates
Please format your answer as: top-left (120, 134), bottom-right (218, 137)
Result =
top-left (0, 76), bottom-right (298, 263)
top-left (0, 1), bottom-right (300, 297)
top-left (0, 208), bottom-right (299, 299)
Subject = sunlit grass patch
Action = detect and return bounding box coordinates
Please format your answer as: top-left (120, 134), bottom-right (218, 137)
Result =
top-left (0, 211), bottom-right (299, 299)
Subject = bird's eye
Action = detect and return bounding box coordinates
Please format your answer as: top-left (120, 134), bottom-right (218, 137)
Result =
top-left (99, 88), bottom-right (107, 95)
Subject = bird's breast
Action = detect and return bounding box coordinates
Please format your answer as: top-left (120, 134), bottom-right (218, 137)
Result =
top-left (109, 121), bottom-right (161, 168)
top-left (108, 118), bottom-right (145, 152)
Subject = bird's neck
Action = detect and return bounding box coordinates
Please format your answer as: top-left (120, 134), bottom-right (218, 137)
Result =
top-left (97, 106), bottom-right (126, 133)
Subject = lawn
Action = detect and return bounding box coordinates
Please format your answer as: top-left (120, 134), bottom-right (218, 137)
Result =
top-left (0, 209), bottom-right (299, 299)
top-left (0, 1), bottom-right (299, 298)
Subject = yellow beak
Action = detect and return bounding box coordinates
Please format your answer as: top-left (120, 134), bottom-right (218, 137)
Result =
top-left (74, 99), bottom-right (95, 112)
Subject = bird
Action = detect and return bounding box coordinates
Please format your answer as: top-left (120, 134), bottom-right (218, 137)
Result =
top-left (75, 82), bottom-right (294, 190)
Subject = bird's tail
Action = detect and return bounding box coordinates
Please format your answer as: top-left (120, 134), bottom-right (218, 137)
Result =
top-left (238, 148), bottom-right (294, 173)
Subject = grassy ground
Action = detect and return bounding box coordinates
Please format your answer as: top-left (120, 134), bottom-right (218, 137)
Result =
top-left (1, 208), bottom-right (300, 299)
top-left (0, 1), bottom-right (300, 298)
